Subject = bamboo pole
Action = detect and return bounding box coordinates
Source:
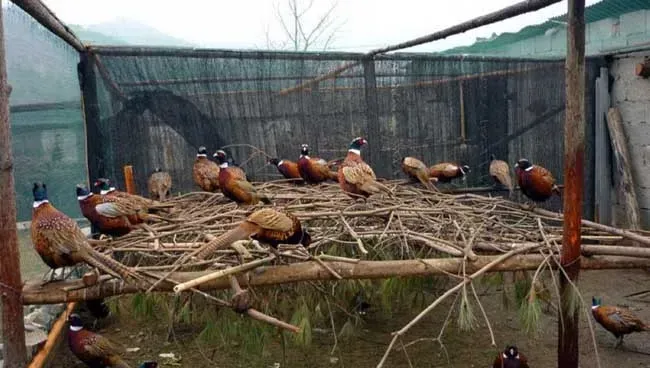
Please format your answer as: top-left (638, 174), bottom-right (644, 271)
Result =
top-left (27, 302), bottom-right (77, 368)
top-left (559, 0), bottom-right (585, 367)
top-left (0, 4), bottom-right (28, 366)
top-left (21, 254), bottom-right (650, 305)
top-left (123, 165), bottom-right (135, 194)
top-left (9, 0), bottom-right (85, 52)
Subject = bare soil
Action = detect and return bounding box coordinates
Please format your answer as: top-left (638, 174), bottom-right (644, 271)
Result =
top-left (48, 269), bottom-right (650, 368)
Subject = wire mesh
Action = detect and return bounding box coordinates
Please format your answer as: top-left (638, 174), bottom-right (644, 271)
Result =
top-left (5, 3), bottom-right (85, 222)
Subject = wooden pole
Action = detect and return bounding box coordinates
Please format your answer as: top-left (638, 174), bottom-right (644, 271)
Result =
top-left (606, 107), bottom-right (642, 233)
top-left (559, 0), bottom-right (585, 367)
top-left (9, 0), bottom-right (85, 52)
top-left (362, 59), bottom-right (384, 175)
top-left (21, 254), bottom-right (650, 305)
top-left (27, 302), bottom-right (77, 368)
top-left (79, 52), bottom-right (104, 183)
top-left (0, 4), bottom-right (28, 367)
top-left (123, 165), bottom-right (135, 194)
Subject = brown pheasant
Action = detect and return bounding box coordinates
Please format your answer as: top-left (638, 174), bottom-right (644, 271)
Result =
top-left (31, 182), bottom-right (140, 282)
top-left (489, 154), bottom-right (513, 193)
top-left (428, 162), bottom-right (469, 183)
top-left (401, 156), bottom-right (437, 191)
top-left (214, 150), bottom-right (272, 205)
top-left (192, 146), bottom-right (220, 192)
top-left (67, 314), bottom-right (131, 368)
top-left (147, 167), bottom-right (172, 201)
top-left (514, 158), bottom-right (561, 202)
top-left (297, 144), bottom-right (338, 184)
top-left (268, 158), bottom-right (303, 183)
top-left (338, 137), bottom-right (391, 199)
top-left (195, 208), bottom-right (311, 259)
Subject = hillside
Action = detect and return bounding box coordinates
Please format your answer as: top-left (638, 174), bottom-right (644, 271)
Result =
top-left (73, 18), bottom-right (195, 47)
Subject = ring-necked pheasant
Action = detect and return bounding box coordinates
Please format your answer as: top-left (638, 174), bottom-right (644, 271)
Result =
top-left (401, 156), bottom-right (437, 191)
top-left (77, 185), bottom-right (134, 237)
top-left (213, 150), bottom-right (272, 205)
top-left (67, 313), bottom-right (131, 368)
top-left (268, 158), bottom-right (303, 183)
top-left (489, 154), bottom-right (513, 194)
top-left (428, 162), bottom-right (469, 183)
top-left (297, 144), bottom-right (338, 184)
top-left (514, 158), bottom-right (561, 202)
top-left (32, 183), bottom-right (139, 282)
top-left (94, 178), bottom-right (169, 209)
top-left (338, 137), bottom-right (392, 199)
top-left (195, 208), bottom-right (311, 259)
top-left (147, 167), bottom-right (172, 201)
top-left (492, 345), bottom-right (529, 368)
top-left (193, 146), bottom-right (220, 192)
top-left (591, 296), bottom-right (650, 348)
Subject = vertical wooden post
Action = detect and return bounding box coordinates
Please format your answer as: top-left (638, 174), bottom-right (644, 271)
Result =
top-left (0, 5), bottom-right (28, 368)
top-left (459, 80), bottom-right (466, 143)
top-left (79, 51), bottom-right (104, 183)
top-left (594, 67), bottom-right (611, 225)
top-left (123, 165), bottom-right (135, 194)
top-left (559, 0), bottom-right (585, 367)
top-left (363, 58), bottom-right (384, 176)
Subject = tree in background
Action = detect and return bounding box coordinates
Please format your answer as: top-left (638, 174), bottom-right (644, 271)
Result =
top-left (265, 0), bottom-right (344, 51)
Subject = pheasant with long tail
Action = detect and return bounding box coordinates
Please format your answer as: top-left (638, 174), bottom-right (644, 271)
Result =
top-left (401, 156), bottom-right (437, 191)
top-left (214, 150), bottom-right (272, 205)
top-left (297, 144), bottom-right (338, 184)
top-left (338, 137), bottom-right (392, 199)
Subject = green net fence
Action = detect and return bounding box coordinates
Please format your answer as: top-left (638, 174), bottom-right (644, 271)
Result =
top-left (5, 3), bottom-right (86, 222)
top-left (86, 47), bottom-right (603, 218)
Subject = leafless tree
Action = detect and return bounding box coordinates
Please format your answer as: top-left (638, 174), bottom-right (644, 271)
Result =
top-left (265, 0), bottom-right (343, 51)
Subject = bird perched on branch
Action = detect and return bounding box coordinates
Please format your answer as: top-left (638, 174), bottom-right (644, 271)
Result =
top-left (94, 178), bottom-right (170, 210)
top-left (428, 162), bottom-right (469, 183)
top-left (92, 180), bottom-right (170, 229)
top-left (401, 156), bottom-right (437, 191)
top-left (214, 150), bottom-right (272, 205)
top-left (591, 296), bottom-right (650, 348)
top-left (195, 208), bottom-right (311, 259)
top-left (67, 313), bottom-right (131, 368)
top-left (77, 185), bottom-right (136, 237)
top-left (268, 158), bottom-right (303, 183)
top-left (31, 183), bottom-right (139, 282)
top-left (297, 144), bottom-right (338, 184)
top-left (514, 158), bottom-right (561, 202)
top-left (192, 146), bottom-right (220, 192)
top-left (338, 137), bottom-right (392, 199)
top-left (147, 167), bottom-right (172, 201)
top-left (489, 154), bottom-right (513, 194)
top-left (492, 345), bottom-right (529, 368)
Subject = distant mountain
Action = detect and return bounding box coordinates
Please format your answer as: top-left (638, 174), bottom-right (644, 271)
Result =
top-left (78, 18), bottom-right (195, 47)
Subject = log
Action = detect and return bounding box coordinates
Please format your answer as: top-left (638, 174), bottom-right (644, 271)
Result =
top-left (0, 4), bottom-right (28, 366)
top-left (123, 165), bottom-right (135, 194)
top-left (21, 255), bottom-right (650, 305)
top-left (9, 0), bottom-right (85, 52)
top-left (606, 107), bottom-right (642, 234)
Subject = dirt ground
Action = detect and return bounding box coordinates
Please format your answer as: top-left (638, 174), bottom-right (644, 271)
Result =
top-left (50, 269), bottom-right (650, 368)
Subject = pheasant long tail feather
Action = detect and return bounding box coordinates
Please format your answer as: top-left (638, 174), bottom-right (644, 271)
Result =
top-left (82, 244), bottom-right (143, 282)
top-left (416, 170), bottom-right (438, 192)
top-left (195, 224), bottom-right (255, 259)
top-left (360, 179), bottom-right (393, 195)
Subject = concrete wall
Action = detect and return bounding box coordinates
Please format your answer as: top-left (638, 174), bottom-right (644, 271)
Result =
top-left (486, 10), bottom-right (650, 57)
top-left (610, 51), bottom-right (650, 228)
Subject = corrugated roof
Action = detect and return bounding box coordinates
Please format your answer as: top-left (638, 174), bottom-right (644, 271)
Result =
top-left (441, 0), bottom-right (650, 55)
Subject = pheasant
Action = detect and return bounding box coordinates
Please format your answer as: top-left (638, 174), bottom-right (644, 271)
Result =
top-left (428, 162), bottom-right (469, 183)
top-left (592, 296), bottom-right (649, 348)
top-left (214, 150), bottom-right (272, 205)
top-left (77, 185), bottom-right (135, 237)
top-left (297, 144), bottom-right (338, 184)
top-left (147, 167), bottom-right (172, 201)
top-left (94, 178), bottom-right (168, 209)
top-left (268, 158), bottom-right (303, 183)
top-left (492, 345), bottom-right (529, 368)
top-left (195, 208), bottom-right (310, 259)
top-left (192, 146), bottom-right (220, 192)
top-left (338, 137), bottom-right (391, 199)
top-left (401, 156), bottom-right (437, 191)
top-left (514, 158), bottom-right (561, 202)
top-left (67, 313), bottom-right (131, 368)
top-left (31, 183), bottom-right (139, 282)
top-left (489, 154), bottom-right (514, 193)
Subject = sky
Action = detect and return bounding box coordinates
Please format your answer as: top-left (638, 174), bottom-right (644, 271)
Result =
top-left (40, 0), bottom-right (603, 52)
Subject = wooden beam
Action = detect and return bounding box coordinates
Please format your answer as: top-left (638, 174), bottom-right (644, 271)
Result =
top-left (594, 67), bottom-right (612, 225)
top-left (21, 254), bottom-right (650, 305)
top-left (9, 0), bottom-right (85, 52)
top-left (123, 165), bottom-right (135, 195)
top-left (606, 107), bottom-right (642, 233)
top-left (362, 59), bottom-right (383, 175)
top-left (559, 0), bottom-right (585, 367)
top-left (0, 4), bottom-right (28, 367)
top-left (79, 52), bottom-right (105, 183)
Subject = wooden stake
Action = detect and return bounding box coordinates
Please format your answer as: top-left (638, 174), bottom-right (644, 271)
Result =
top-left (123, 165), bottom-right (135, 194)
top-left (559, 0), bottom-right (585, 367)
top-left (27, 302), bottom-right (77, 368)
top-left (0, 4), bottom-right (28, 366)
top-left (606, 107), bottom-right (642, 234)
